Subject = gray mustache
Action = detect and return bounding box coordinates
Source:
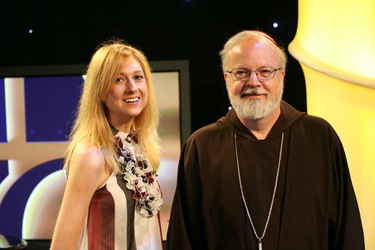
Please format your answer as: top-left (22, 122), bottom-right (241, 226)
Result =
top-left (240, 88), bottom-right (269, 97)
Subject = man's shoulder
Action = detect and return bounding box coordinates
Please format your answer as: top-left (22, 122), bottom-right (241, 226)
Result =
top-left (299, 114), bottom-right (332, 127)
top-left (186, 119), bottom-right (230, 145)
top-left (293, 113), bottom-right (339, 138)
top-left (191, 121), bottom-right (225, 137)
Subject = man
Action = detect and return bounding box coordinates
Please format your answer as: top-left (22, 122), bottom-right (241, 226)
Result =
top-left (166, 30), bottom-right (364, 250)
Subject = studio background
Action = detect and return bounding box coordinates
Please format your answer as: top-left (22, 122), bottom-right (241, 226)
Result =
top-left (3, 0), bottom-right (373, 248)
top-left (0, 0), bottom-right (306, 132)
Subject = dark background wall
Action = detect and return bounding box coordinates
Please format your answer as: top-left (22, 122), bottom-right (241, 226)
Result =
top-left (0, 0), bottom-right (306, 133)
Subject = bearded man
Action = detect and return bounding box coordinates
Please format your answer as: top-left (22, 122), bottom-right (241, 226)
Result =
top-left (166, 30), bottom-right (364, 250)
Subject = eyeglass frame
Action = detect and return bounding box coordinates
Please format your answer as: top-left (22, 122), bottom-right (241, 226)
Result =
top-left (225, 66), bottom-right (283, 82)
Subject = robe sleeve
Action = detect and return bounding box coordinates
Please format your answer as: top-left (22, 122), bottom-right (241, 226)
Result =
top-left (330, 134), bottom-right (365, 249)
top-left (166, 138), bottom-right (207, 250)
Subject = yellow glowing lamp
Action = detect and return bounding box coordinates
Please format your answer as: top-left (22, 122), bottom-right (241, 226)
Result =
top-left (288, 0), bottom-right (375, 248)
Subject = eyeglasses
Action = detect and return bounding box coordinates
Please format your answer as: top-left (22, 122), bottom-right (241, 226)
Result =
top-left (226, 66), bottom-right (282, 81)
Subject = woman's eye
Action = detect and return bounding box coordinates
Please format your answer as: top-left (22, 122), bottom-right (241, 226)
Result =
top-left (134, 75), bottom-right (144, 81)
top-left (116, 77), bottom-right (124, 83)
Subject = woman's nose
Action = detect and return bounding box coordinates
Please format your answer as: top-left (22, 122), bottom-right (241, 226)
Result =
top-left (126, 79), bottom-right (137, 91)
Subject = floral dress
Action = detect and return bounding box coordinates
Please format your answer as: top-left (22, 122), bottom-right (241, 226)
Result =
top-left (78, 130), bottom-right (163, 250)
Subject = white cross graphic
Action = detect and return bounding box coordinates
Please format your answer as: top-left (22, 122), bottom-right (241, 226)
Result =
top-left (0, 77), bottom-right (68, 204)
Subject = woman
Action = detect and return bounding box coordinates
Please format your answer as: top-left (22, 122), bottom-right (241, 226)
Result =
top-left (51, 40), bottom-right (163, 249)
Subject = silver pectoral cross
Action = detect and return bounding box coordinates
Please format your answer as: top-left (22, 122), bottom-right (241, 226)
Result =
top-left (258, 240), bottom-right (262, 250)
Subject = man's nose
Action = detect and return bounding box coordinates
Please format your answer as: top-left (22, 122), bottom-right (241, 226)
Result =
top-left (246, 71), bottom-right (261, 87)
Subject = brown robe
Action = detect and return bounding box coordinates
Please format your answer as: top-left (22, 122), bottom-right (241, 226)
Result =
top-left (166, 101), bottom-right (364, 250)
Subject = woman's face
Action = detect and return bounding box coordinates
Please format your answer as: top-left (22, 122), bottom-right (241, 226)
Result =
top-left (104, 56), bottom-right (148, 131)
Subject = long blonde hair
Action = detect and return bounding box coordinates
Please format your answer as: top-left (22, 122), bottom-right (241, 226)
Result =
top-left (64, 39), bottom-right (161, 173)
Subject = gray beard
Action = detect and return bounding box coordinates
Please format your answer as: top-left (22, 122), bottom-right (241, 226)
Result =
top-left (228, 84), bottom-right (284, 120)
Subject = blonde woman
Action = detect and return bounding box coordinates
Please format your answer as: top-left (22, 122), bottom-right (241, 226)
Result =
top-left (51, 40), bottom-right (163, 249)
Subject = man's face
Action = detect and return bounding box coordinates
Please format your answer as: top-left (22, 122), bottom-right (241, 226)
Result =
top-left (224, 38), bottom-right (285, 120)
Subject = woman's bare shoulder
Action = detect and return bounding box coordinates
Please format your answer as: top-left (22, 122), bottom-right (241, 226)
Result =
top-left (68, 143), bottom-right (107, 179)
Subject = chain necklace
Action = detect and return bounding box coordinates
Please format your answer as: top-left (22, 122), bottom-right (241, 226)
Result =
top-left (234, 132), bottom-right (284, 250)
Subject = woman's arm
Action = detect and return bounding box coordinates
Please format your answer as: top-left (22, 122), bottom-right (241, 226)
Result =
top-left (50, 145), bottom-right (107, 250)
